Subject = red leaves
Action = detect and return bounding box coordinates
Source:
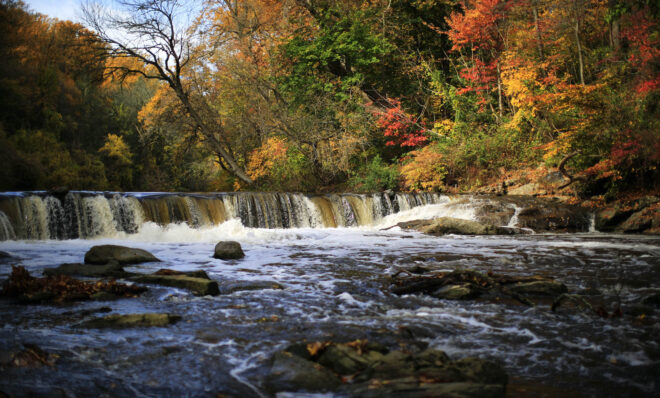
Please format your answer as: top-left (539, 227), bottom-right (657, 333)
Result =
top-left (375, 99), bottom-right (427, 148)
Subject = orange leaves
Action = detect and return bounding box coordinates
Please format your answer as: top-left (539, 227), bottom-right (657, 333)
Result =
top-left (307, 341), bottom-right (331, 357)
top-left (246, 137), bottom-right (289, 181)
top-left (1, 266), bottom-right (147, 303)
top-left (399, 145), bottom-right (447, 192)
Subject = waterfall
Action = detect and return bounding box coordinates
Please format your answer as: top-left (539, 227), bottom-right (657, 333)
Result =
top-left (0, 211), bottom-right (15, 240)
top-left (0, 191), bottom-right (451, 240)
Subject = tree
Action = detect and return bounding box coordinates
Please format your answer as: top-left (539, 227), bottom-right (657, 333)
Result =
top-left (82, 0), bottom-right (253, 184)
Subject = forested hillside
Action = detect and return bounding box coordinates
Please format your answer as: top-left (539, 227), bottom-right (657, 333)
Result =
top-left (1, 0), bottom-right (658, 198)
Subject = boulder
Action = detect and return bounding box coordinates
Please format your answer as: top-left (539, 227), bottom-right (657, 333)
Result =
top-left (81, 313), bottom-right (181, 328)
top-left (317, 344), bottom-right (371, 375)
top-left (505, 280), bottom-right (568, 296)
top-left (213, 241), bottom-right (245, 260)
top-left (0, 250), bottom-right (13, 259)
top-left (474, 203), bottom-right (515, 226)
top-left (153, 268), bottom-right (210, 279)
top-left (431, 284), bottom-right (481, 300)
top-left (616, 204), bottom-right (660, 234)
top-left (398, 217), bottom-right (499, 236)
top-left (264, 351), bottom-right (341, 394)
top-left (448, 357), bottom-right (509, 385)
top-left (84, 245), bottom-right (160, 265)
top-left (217, 280), bottom-right (284, 295)
top-left (516, 204), bottom-right (590, 232)
top-left (129, 274), bottom-right (219, 296)
top-left (43, 261), bottom-right (129, 278)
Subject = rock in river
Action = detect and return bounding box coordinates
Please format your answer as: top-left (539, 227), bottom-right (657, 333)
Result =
top-left (84, 245), bottom-right (160, 265)
top-left (213, 241), bottom-right (245, 260)
top-left (43, 261), bottom-right (129, 278)
top-left (81, 313), bottom-right (181, 328)
top-left (129, 273), bottom-right (220, 296)
top-left (265, 341), bottom-right (507, 397)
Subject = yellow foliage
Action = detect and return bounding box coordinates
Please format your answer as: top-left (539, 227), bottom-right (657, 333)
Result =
top-left (98, 134), bottom-right (132, 165)
top-left (400, 146), bottom-right (447, 191)
top-left (246, 137), bottom-right (288, 181)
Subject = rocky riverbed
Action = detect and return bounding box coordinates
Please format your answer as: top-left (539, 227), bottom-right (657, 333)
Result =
top-left (0, 193), bottom-right (659, 397)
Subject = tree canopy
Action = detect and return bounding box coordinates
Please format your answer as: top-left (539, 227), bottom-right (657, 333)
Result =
top-left (0, 0), bottom-right (657, 197)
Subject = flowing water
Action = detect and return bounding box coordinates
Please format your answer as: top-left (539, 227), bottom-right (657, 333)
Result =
top-left (0, 192), bottom-right (658, 397)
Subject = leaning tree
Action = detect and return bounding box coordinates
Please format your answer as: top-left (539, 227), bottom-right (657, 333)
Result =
top-left (82, 0), bottom-right (253, 184)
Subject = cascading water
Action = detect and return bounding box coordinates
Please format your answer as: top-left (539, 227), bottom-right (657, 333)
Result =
top-left (0, 191), bottom-right (461, 241)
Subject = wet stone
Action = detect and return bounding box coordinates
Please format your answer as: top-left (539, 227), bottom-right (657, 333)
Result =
top-left (81, 313), bottom-right (182, 328)
top-left (43, 261), bottom-right (129, 278)
top-left (505, 280), bottom-right (568, 297)
top-left (265, 351), bottom-right (341, 393)
top-left (217, 280), bottom-right (284, 295)
top-left (213, 241), bottom-right (245, 260)
top-left (431, 284), bottom-right (481, 300)
top-left (84, 245), bottom-right (160, 265)
top-left (129, 274), bottom-right (220, 296)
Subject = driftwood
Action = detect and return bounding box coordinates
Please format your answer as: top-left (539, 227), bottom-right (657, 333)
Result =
top-left (558, 151), bottom-right (587, 189)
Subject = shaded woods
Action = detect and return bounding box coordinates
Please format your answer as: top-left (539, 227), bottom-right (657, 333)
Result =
top-left (1, 0), bottom-right (658, 197)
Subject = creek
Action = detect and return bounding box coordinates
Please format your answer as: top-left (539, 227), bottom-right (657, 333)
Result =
top-left (0, 192), bottom-right (658, 397)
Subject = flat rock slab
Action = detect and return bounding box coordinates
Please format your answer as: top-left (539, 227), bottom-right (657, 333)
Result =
top-left (218, 280), bottom-right (284, 295)
top-left (397, 217), bottom-right (526, 236)
top-left (213, 241), bottom-right (245, 260)
top-left (84, 245), bottom-right (160, 265)
top-left (129, 274), bottom-right (220, 296)
top-left (81, 313), bottom-right (181, 328)
top-left (266, 342), bottom-right (507, 397)
top-left (43, 262), bottom-right (129, 278)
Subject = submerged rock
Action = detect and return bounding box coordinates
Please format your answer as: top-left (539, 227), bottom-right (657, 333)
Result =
top-left (217, 280), bottom-right (284, 295)
top-left (431, 284), bottom-right (481, 300)
top-left (398, 217), bottom-right (499, 235)
top-left (392, 269), bottom-right (567, 305)
top-left (129, 274), bottom-right (219, 296)
top-left (266, 341), bottom-right (507, 397)
top-left (84, 245), bottom-right (160, 265)
top-left (505, 280), bottom-right (568, 296)
top-left (213, 241), bottom-right (245, 260)
top-left (43, 261), bottom-right (129, 278)
top-left (81, 313), bottom-right (181, 328)
top-left (265, 351), bottom-right (341, 393)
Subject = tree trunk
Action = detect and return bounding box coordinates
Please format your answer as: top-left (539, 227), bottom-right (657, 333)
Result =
top-left (573, 0), bottom-right (585, 85)
top-left (171, 83), bottom-right (253, 184)
top-left (532, 0), bottom-right (544, 59)
top-left (496, 61), bottom-right (503, 118)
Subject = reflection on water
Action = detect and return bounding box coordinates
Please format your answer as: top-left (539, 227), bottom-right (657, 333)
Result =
top-left (0, 225), bottom-right (659, 397)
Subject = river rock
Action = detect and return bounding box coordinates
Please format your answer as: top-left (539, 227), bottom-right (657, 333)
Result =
top-left (264, 351), bottom-right (341, 393)
top-left (213, 241), bottom-right (245, 260)
top-left (43, 261), bottom-right (129, 278)
top-left (81, 313), bottom-right (181, 328)
top-left (431, 283), bottom-right (481, 300)
top-left (616, 204), bottom-right (660, 234)
top-left (129, 274), bottom-right (220, 296)
top-left (217, 280), bottom-right (284, 295)
top-left (84, 245), bottom-right (160, 265)
top-left (318, 344), bottom-right (372, 375)
top-left (505, 280), bottom-right (568, 296)
top-left (0, 250), bottom-right (13, 259)
top-left (153, 268), bottom-right (211, 279)
top-left (267, 341), bottom-right (507, 398)
top-left (516, 204), bottom-right (590, 232)
top-left (398, 217), bottom-right (499, 236)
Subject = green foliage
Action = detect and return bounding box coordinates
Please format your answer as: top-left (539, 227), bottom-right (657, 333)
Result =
top-left (279, 8), bottom-right (391, 104)
top-left (348, 155), bottom-right (399, 192)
